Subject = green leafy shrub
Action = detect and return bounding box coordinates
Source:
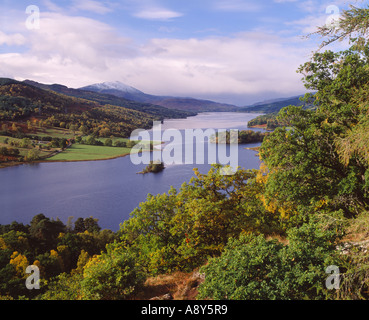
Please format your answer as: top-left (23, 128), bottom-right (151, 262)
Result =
top-left (80, 244), bottom-right (144, 300)
top-left (198, 217), bottom-right (343, 300)
top-left (121, 165), bottom-right (280, 275)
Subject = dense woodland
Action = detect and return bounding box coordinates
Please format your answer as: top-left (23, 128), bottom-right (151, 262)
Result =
top-left (0, 79), bottom-right (154, 138)
top-left (246, 95), bottom-right (316, 130)
top-left (212, 129), bottom-right (269, 144)
top-left (0, 78), bottom-right (194, 167)
top-left (2, 3), bottom-right (369, 300)
top-left (247, 113), bottom-right (285, 130)
top-left (0, 78), bottom-right (194, 139)
top-left (0, 214), bottom-right (117, 299)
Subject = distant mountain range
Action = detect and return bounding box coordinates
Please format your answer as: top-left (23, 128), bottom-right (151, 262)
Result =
top-left (239, 95), bottom-right (309, 114)
top-left (23, 79), bottom-right (309, 115)
top-left (81, 81), bottom-right (239, 112)
top-left (23, 80), bottom-right (195, 120)
top-left (5, 78), bottom-right (313, 122)
top-left (0, 76), bottom-right (317, 141)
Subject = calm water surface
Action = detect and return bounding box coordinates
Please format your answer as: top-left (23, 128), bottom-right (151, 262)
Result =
top-left (0, 112), bottom-right (264, 231)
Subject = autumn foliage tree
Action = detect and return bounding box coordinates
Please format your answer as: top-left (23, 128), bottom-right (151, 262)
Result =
top-left (121, 164), bottom-right (283, 275)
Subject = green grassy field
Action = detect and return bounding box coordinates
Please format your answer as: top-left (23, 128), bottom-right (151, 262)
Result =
top-left (0, 125), bottom-right (157, 165)
top-left (47, 144), bottom-right (133, 161)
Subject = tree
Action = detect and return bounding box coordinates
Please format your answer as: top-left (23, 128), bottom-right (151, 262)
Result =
top-left (80, 244), bottom-right (144, 300)
top-left (311, 4), bottom-right (369, 51)
top-left (0, 147), bottom-right (8, 156)
top-left (69, 124), bottom-right (77, 135)
top-left (59, 138), bottom-right (68, 149)
top-left (74, 217), bottom-right (101, 234)
top-left (73, 250), bottom-right (90, 275)
top-left (104, 138), bottom-right (113, 147)
top-left (198, 217), bottom-right (343, 300)
top-left (39, 272), bottom-right (83, 300)
top-left (121, 164), bottom-right (280, 275)
top-left (126, 140), bottom-right (137, 148)
top-left (21, 138), bottom-right (31, 148)
top-left (260, 42), bottom-right (369, 219)
top-left (99, 127), bottom-right (111, 137)
top-left (0, 230), bottom-right (30, 253)
top-left (25, 149), bottom-right (40, 161)
top-left (34, 251), bottom-right (63, 279)
top-left (0, 263), bottom-right (25, 298)
top-left (114, 140), bottom-right (126, 148)
top-left (9, 251), bottom-right (29, 278)
top-left (79, 125), bottom-right (88, 135)
top-left (139, 161), bottom-right (165, 174)
top-left (29, 214), bottom-right (66, 252)
top-left (1, 124), bottom-right (8, 132)
top-left (85, 136), bottom-right (96, 145)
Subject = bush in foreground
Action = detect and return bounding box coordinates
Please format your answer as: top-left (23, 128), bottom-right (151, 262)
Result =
top-left (198, 217), bottom-right (343, 300)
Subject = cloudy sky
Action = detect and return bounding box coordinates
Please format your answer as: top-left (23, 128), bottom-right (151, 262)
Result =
top-left (0, 0), bottom-right (357, 105)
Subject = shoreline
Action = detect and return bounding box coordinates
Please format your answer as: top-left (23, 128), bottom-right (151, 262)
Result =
top-left (248, 124), bottom-right (267, 129)
top-left (0, 138), bottom-right (166, 169)
top-left (44, 151), bottom-right (131, 163)
top-left (0, 145), bottom-right (160, 169)
top-left (0, 151), bottom-right (132, 169)
top-left (244, 146), bottom-right (260, 151)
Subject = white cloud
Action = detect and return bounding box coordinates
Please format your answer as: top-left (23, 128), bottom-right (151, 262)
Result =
top-left (133, 8), bottom-right (183, 20)
top-left (71, 0), bottom-right (113, 14)
top-left (0, 10), bottom-right (312, 105)
top-left (42, 0), bottom-right (65, 13)
top-left (286, 14), bottom-right (327, 35)
top-left (43, 0), bottom-right (114, 14)
top-left (131, 33), bottom-right (309, 98)
top-left (25, 12), bottom-right (135, 67)
top-left (0, 32), bottom-right (26, 46)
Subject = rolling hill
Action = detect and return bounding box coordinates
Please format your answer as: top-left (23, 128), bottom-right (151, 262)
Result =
top-left (23, 80), bottom-right (196, 120)
top-left (243, 93), bottom-right (317, 130)
top-left (239, 95), bottom-right (307, 114)
top-left (81, 81), bottom-right (239, 112)
top-left (0, 78), bottom-right (161, 137)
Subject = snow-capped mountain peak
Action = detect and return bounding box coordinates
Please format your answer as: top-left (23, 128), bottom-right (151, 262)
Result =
top-left (86, 81), bottom-right (143, 94)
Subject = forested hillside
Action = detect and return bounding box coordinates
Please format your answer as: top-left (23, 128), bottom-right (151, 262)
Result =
top-left (0, 78), bottom-right (158, 137)
top-left (0, 78), bottom-right (197, 168)
top-left (245, 94), bottom-right (316, 129)
top-left (240, 95), bottom-right (306, 113)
